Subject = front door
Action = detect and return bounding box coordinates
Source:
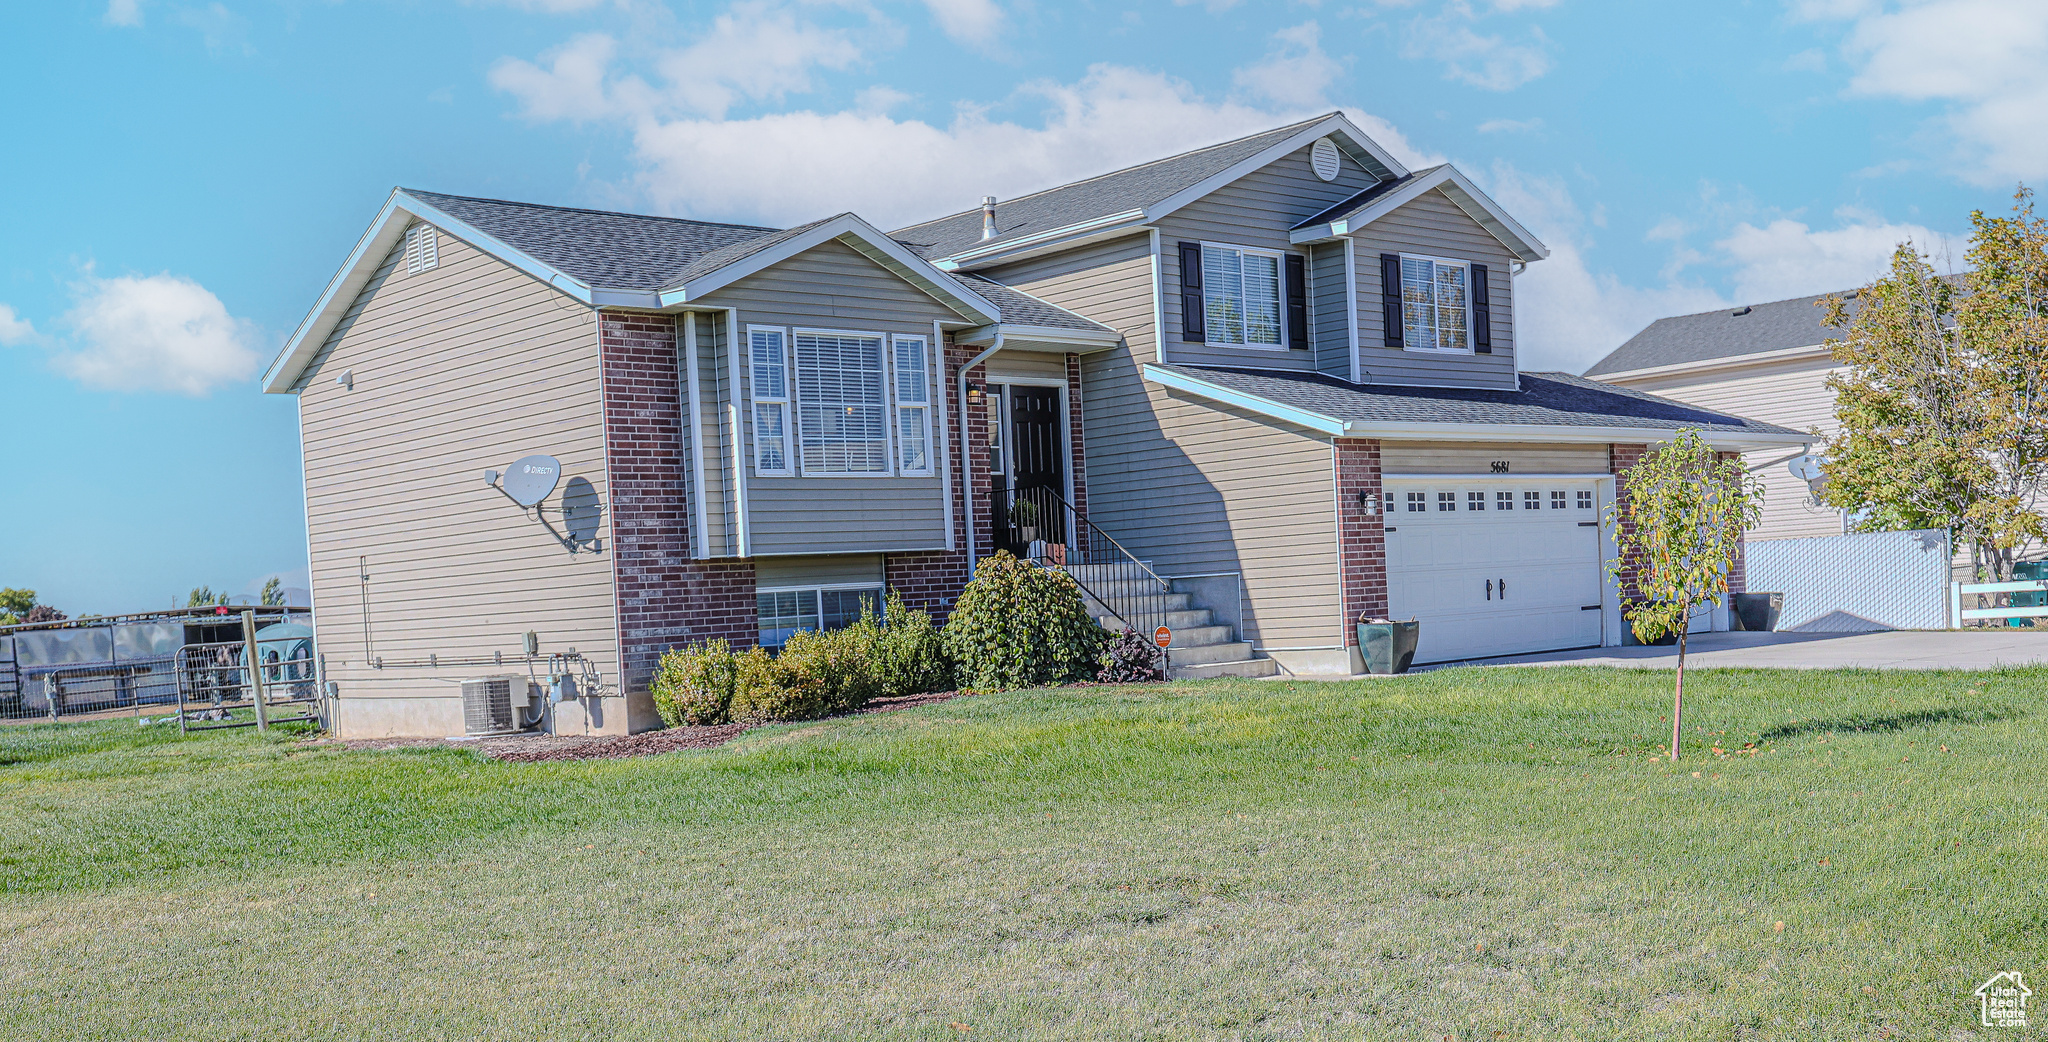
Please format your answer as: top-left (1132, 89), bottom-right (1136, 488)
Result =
top-left (1384, 480), bottom-right (1607, 663)
top-left (998, 386), bottom-right (1064, 554)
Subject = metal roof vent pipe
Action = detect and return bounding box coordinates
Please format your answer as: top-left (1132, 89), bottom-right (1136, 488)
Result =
top-left (981, 196), bottom-right (998, 240)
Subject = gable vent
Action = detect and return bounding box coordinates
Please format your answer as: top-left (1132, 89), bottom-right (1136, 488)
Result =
top-left (404, 224), bottom-right (439, 274)
top-left (1310, 137), bottom-right (1341, 182)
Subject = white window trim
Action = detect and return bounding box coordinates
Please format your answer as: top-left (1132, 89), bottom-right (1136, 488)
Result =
top-left (1199, 240), bottom-right (1291, 352)
top-left (1398, 252), bottom-right (1473, 355)
top-left (791, 326), bottom-right (896, 479)
top-left (755, 582), bottom-right (888, 646)
top-left (890, 334), bottom-right (935, 477)
top-left (747, 324), bottom-right (794, 477)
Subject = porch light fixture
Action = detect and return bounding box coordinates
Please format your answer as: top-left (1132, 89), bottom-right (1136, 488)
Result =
top-left (1356, 488), bottom-right (1379, 515)
top-left (966, 382), bottom-right (985, 406)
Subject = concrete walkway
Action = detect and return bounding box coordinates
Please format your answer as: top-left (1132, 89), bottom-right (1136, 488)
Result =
top-left (1446, 629), bottom-right (2048, 671)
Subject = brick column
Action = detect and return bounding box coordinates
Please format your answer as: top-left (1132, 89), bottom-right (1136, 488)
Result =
top-left (600, 311), bottom-right (756, 705)
top-left (1335, 437), bottom-right (1386, 643)
top-left (1609, 443), bottom-right (1648, 604)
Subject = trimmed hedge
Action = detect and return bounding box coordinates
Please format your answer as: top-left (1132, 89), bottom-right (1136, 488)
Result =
top-left (942, 552), bottom-right (1109, 690)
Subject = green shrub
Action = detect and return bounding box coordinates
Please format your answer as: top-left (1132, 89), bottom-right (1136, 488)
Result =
top-left (728, 646), bottom-right (828, 724)
top-left (873, 591), bottom-right (950, 697)
top-left (650, 639), bottom-right (737, 727)
top-left (777, 611), bottom-right (882, 715)
top-left (942, 551), bottom-right (1109, 690)
top-left (1096, 627), bottom-right (1166, 683)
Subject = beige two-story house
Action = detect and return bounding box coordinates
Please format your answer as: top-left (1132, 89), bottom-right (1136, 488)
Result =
top-left (267, 112), bottom-right (1807, 738)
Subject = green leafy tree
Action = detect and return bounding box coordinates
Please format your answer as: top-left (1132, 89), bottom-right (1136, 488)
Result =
top-left (1608, 429), bottom-right (1763, 762)
top-left (260, 577), bottom-right (285, 606)
top-left (186, 586), bottom-right (230, 608)
top-left (0, 588), bottom-right (35, 626)
top-left (1819, 187), bottom-right (2048, 581)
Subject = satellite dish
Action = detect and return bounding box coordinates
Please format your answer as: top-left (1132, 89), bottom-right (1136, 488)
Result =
top-left (502, 454), bottom-right (561, 507)
top-left (1787, 454), bottom-right (1825, 484)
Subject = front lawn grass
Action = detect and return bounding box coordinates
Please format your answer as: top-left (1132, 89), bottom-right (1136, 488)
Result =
top-left (1, 667), bottom-right (2041, 1041)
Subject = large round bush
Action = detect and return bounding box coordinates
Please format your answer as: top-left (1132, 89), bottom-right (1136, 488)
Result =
top-left (942, 551), bottom-right (1108, 690)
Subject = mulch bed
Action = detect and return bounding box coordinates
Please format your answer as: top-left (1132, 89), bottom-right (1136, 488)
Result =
top-left (335, 688), bottom-right (986, 763)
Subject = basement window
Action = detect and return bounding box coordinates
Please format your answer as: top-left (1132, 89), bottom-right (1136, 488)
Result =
top-left (757, 584), bottom-right (884, 650)
top-left (405, 225), bottom-right (439, 274)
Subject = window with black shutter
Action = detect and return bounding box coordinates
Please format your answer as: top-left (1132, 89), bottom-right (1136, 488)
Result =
top-left (1177, 241), bottom-right (1205, 342)
top-left (1379, 253), bottom-right (1403, 348)
top-left (1471, 262), bottom-right (1492, 353)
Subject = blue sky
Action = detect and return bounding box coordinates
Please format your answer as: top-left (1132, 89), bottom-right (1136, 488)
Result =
top-left (3, 0), bottom-right (2041, 615)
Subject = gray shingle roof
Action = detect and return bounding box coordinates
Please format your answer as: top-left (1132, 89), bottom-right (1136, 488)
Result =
top-left (1155, 364), bottom-right (1805, 438)
top-left (889, 114), bottom-right (1336, 261)
top-left (406, 189), bottom-right (783, 291)
top-left (1292, 167), bottom-right (1436, 229)
top-left (1583, 291), bottom-right (1853, 377)
top-left (953, 275), bottom-right (1115, 333)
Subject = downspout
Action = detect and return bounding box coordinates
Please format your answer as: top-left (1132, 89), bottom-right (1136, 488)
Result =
top-left (934, 319), bottom-right (955, 552)
top-left (724, 308), bottom-right (750, 558)
top-left (682, 312), bottom-right (711, 560)
top-left (958, 334), bottom-right (1003, 569)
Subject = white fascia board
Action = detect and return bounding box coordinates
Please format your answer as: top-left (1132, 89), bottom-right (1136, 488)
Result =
top-left (931, 210), bottom-right (1148, 271)
top-left (263, 189), bottom-right (596, 394)
top-left (659, 215), bottom-right (1000, 325)
top-left (1146, 115), bottom-right (1411, 228)
top-left (1287, 165), bottom-right (1550, 263)
top-left (959, 323), bottom-right (1120, 348)
top-left (1590, 343), bottom-right (1836, 384)
top-left (1141, 364), bottom-right (1350, 435)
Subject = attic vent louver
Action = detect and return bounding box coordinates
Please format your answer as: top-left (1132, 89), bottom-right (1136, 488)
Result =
top-left (1310, 137), bottom-right (1341, 182)
top-left (1732, 306), bottom-right (1752, 316)
top-left (405, 225), bottom-right (439, 274)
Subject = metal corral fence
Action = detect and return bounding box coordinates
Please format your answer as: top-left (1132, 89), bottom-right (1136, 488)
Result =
top-left (0, 607), bottom-right (320, 731)
top-left (1745, 529), bottom-right (1952, 632)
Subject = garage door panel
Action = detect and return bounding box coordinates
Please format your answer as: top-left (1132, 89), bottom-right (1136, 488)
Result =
top-left (1385, 480), bottom-right (1608, 664)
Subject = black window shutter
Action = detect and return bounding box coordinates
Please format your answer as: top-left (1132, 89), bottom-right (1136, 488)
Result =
top-left (1471, 263), bottom-right (1492, 353)
top-left (1177, 242), bottom-right (1205, 343)
top-left (1379, 253), bottom-right (1403, 348)
top-left (1284, 254), bottom-right (1308, 349)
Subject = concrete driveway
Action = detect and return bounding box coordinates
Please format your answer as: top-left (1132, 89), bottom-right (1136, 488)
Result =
top-left (1441, 629), bottom-right (2048, 671)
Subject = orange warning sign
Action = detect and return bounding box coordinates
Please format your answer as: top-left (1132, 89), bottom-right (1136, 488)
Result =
top-left (1153, 626), bottom-right (1172, 648)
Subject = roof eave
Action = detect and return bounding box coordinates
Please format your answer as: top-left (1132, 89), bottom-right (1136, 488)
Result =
top-left (1289, 165), bottom-right (1550, 263)
top-left (1142, 113), bottom-right (1412, 227)
top-left (1588, 342), bottom-right (1836, 384)
top-left (1142, 364), bottom-right (1351, 435)
top-left (958, 323), bottom-right (1122, 351)
top-left (931, 210), bottom-right (1149, 272)
top-left (263, 189), bottom-right (596, 394)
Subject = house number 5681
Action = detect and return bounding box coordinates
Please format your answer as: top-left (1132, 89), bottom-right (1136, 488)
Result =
top-left (1490, 461), bottom-right (1511, 473)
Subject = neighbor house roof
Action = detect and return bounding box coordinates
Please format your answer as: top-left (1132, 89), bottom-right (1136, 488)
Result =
top-left (890, 111), bottom-right (1410, 268)
top-left (1584, 291), bottom-right (1853, 379)
top-left (1143, 364), bottom-right (1810, 449)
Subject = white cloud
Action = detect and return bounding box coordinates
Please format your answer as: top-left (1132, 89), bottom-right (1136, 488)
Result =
top-left (1233, 21), bottom-right (1344, 109)
top-left (490, 2), bottom-right (866, 123)
top-left (920, 0), bottom-right (1004, 47)
top-left (1402, 2), bottom-right (1554, 90)
top-left (624, 64), bottom-right (1329, 228)
top-left (0, 304), bottom-right (36, 345)
top-left (1715, 214), bottom-right (1948, 301)
top-left (50, 273), bottom-right (263, 395)
top-left (105, 0), bottom-right (143, 26)
top-left (1476, 117), bottom-right (1543, 133)
top-left (1804, 0), bottom-right (2048, 182)
top-left (1173, 0), bottom-right (1245, 11)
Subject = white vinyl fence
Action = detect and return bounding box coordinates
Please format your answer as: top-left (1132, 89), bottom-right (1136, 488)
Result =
top-left (1745, 529), bottom-right (1952, 631)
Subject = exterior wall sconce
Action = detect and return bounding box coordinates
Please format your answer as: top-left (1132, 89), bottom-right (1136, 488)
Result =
top-left (966, 382), bottom-right (985, 406)
top-left (1356, 488), bottom-right (1379, 515)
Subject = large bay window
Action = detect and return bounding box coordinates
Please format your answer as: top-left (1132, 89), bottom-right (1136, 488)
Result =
top-left (1201, 244), bottom-right (1284, 348)
top-left (1399, 255), bottom-right (1470, 352)
top-left (745, 325), bottom-right (942, 478)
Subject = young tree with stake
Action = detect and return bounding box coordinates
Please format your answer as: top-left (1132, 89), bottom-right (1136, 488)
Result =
top-left (1609, 429), bottom-right (1763, 762)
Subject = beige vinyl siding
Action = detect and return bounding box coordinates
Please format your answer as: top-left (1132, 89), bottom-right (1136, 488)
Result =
top-left (696, 238), bottom-right (957, 556)
top-left (1382, 441), bottom-right (1608, 475)
top-left (1309, 241), bottom-right (1351, 378)
top-left (1351, 188), bottom-right (1518, 391)
top-left (296, 228), bottom-right (620, 733)
top-left (987, 350), bottom-right (1066, 382)
top-left (1156, 140), bottom-right (1375, 372)
top-left (1613, 354), bottom-right (1842, 541)
top-left (754, 554), bottom-right (884, 586)
top-left (680, 311), bottom-right (739, 559)
top-left (1005, 239), bottom-right (1346, 650)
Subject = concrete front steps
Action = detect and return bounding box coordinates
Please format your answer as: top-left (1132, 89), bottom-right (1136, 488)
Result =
top-left (1063, 564), bottom-right (1279, 680)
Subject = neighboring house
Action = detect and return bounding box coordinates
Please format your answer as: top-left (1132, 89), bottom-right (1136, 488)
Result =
top-left (1584, 293), bottom-right (1849, 542)
top-left (266, 112), bottom-right (1808, 738)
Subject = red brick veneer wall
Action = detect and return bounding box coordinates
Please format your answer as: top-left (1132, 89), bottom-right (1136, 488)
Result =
top-left (599, 312), bottom-right (756, 702)
top-left (1609, 443), bottom-right (1647, 605)
top-left (1334, 437), bottom-right (1387, 644)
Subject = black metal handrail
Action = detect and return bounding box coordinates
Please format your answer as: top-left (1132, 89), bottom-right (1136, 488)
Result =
top-left (991, 485), bottom-right (1172, 638)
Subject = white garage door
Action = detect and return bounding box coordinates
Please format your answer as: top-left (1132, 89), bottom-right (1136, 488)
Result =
top-left (1385, 480), bottom-right (1608, 664)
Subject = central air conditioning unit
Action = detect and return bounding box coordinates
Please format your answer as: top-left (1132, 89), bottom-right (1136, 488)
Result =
top-left (460, 675), bottom-right (532, 736)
